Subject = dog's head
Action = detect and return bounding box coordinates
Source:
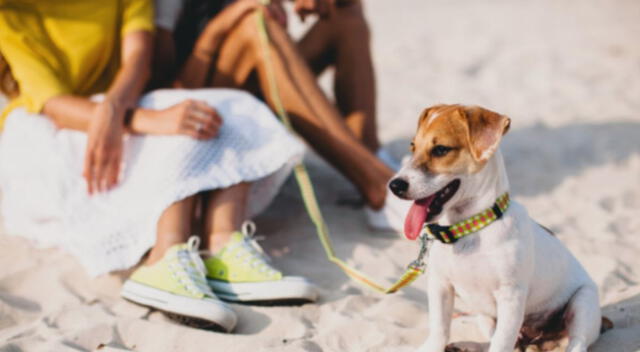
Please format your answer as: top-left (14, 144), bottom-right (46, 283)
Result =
top-left (389, 104), bottom-right (511, 240)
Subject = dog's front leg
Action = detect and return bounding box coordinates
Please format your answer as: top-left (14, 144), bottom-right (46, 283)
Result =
top-left (488, 286), bottom-right (527, 352)
top-left (417, 273), bottom-right (454, 352)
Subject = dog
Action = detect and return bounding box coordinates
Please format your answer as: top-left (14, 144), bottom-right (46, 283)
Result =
top-left (389, 105), bottom-right (606, 352)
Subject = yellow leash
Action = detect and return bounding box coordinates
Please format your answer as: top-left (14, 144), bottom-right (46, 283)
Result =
top-left (254, 5), bottom-right (426, 293)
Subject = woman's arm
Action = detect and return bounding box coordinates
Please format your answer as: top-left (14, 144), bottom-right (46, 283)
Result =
top-left (43, 30), bottom-right (152, 194)
top-left (43, 31), bottom-right (153, 131)
top-left (43, 29), bottom-right (222, 138)
top-left (43, 29), bottom-right (222, 194)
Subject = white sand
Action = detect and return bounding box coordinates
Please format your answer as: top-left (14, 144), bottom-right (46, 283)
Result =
top-left (2, 0), bottom-right (640, 351)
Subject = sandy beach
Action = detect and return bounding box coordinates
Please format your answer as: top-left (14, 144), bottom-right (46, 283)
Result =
top-left (1, 0), bottom-right (640, 351)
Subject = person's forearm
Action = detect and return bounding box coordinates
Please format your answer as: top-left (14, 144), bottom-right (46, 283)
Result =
top-left (43, 31), bottom-right (153, 131)
top-left (43, 77), bottom-right (148, 132)
top-left (43, 95), bottom-right (98, 131)
top-left (42, 95), bottom-right (165, 134)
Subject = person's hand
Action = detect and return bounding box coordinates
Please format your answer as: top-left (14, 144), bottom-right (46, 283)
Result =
top-left (83, 101), bottom-right (125, 195)
top-left (293, 0), bottom-right (335, 21)
top-left (156, 99), bottom-right (222, 140)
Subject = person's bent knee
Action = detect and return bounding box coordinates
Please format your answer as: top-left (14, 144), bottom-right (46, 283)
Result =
top-left (225, 9), bottom-right (271, 44)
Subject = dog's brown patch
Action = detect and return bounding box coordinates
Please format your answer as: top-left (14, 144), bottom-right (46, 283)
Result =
top-left (445, 342), bottom-right (485, 352)
top-left (515, 307), bottom-right (613, 350)
top-left (600, 316), bottom-right (614, 333)
top-left (517, 306), bottom-right (569, 350)
top-left (412, 105), bottom-right (510, 175)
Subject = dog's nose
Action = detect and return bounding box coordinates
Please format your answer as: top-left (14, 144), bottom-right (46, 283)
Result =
top-left (389, 178), bottom-right (409, 197)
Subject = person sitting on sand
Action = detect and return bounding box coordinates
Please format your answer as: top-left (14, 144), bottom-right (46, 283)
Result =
top-left (152, 0), bottom-right (409, 230)
top-left (0, 0), bottom-right (317, 332)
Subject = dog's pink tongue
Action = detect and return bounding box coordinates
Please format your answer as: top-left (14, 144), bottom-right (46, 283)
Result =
top-left (404, 196), bottom-right (435, 240)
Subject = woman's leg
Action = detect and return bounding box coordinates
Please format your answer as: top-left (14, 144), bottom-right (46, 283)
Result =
top-left (145, 195), bottom-right (197, 264)
top-left (203, 182), bottom-right (250, 253)
top-left (297, 0), bottom-right (380, 152)
top-left (124, 194), bottom-right (238, 331)
top-left (201, 182), bottom-right (318, 302)
top-left (185, 10), bottom-right (391, 208)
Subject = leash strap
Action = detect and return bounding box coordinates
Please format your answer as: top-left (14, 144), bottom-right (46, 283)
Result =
top-left (254, 5), bottom-right (425, 293)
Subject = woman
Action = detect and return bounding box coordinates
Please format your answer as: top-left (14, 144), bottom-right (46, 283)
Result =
top-left (153, 0), bottom-right (410, 231)
top-left (0, 0), bottom-right (316, 332)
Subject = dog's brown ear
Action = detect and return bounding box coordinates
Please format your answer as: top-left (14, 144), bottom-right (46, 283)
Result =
top-left (462, 106), bottom-right (511, 163)
top-left (417, 105), bottom-right (444, 127)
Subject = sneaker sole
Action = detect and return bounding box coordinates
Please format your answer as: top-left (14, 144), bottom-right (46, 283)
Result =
top-left (121, 280), bottom-right (237, 332)
top-left (207, 276), bottom-right (318, 304)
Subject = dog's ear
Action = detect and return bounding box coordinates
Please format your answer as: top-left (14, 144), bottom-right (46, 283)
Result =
top-left (462, 106), bottom-right (511, 163)
top-left (417, 105), bottom-right (444, 127)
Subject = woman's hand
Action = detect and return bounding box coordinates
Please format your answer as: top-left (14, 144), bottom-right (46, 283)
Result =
top-left (155, 99), bottom-right (222, 139)
top-left (83, 101), bottom-right (125, 195)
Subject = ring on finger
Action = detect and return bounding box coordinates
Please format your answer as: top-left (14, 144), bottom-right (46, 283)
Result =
top-left (195, 122), bottom-right (204, 133)
top-left (192, 109), bottom-right (209, 120)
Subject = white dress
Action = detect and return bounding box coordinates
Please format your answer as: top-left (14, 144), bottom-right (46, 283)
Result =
top-left (0, 89), bottom-right (304, 276)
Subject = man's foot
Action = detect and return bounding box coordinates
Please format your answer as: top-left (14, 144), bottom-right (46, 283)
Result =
top-left (204, 222), bottom-right (318, 304)
top-left (121, 237), bottom-right (237, 332)
top-left (364, 188), bottom-right (411, 233)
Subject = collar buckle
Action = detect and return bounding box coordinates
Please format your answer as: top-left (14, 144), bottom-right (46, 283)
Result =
top-left (425, 223), bottom-right (455, 243)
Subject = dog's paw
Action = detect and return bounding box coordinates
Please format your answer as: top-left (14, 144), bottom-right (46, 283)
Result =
top-left (445, 342), bottom-right (484, 352)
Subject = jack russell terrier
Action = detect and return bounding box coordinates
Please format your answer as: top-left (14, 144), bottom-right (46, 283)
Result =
top-left (389, 105), bottom-right (608, 352)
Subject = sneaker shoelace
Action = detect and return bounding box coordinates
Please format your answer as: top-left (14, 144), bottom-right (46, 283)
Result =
top-left (228, 221), bottom-right (279, 276)
top-left (169, 236), bottom-right (215, 297)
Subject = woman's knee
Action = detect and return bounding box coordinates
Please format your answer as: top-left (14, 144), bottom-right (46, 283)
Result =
top-left (221, 9), bottom-right (263, 46)
top-left (227, 8), bottom-right (292, 49)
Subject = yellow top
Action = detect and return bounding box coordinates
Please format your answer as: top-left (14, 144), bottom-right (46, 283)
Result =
top-left (0, 0), bottom-right (154, 128)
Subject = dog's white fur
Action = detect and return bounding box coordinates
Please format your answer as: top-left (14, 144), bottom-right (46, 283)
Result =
top-left (394, 150), bottom-right (601, 352)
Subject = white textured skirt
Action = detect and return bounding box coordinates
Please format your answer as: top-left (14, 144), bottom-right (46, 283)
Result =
top-left (0, 89), bottom-right (304, 276)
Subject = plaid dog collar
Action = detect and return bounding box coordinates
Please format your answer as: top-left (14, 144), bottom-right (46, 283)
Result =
top-left (422, 193), bottom-right (511, 244)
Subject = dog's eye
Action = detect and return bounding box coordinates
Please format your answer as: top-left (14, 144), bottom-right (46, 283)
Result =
top-left (410, 142), bottom-right (415, 152)
top-left (431, 145), bottom-right (453, 157)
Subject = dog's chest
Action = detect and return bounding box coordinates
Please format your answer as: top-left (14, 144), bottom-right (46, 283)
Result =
top-left (430, 234), bottom-right (522, 316)
top-left (447, 257), bottom-right (502, 316)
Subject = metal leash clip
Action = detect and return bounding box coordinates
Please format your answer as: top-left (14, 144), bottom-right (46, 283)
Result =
top-left (409, 233), bottom-right (433, 271)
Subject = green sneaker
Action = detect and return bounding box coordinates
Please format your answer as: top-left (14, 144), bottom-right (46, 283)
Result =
top-left (121, 237), bottom-right (237, 331)
top-left (204, 222), bottom-right (318, 304)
